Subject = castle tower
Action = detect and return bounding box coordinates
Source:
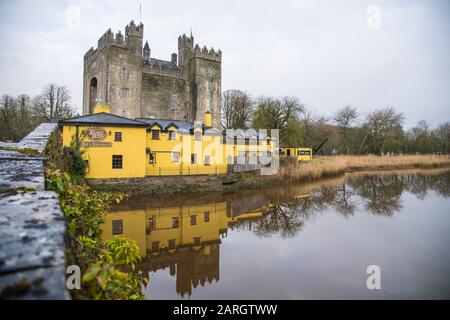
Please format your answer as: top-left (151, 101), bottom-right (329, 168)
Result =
top-left (83, 20), bottom-right (222, 128)
top-left (177, 33), bottom-right (193, 68)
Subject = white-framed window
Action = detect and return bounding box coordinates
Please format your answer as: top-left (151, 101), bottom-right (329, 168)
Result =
top-left (194, 131), bottom-right (202, 141)
top-left (204, 155), bottom-right (211, 165)
top-left (169, 131), bottom-right (176, 140)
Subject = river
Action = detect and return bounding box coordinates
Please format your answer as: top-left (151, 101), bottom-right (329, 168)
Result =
top-left (104, 168), bottom-right (450, 299)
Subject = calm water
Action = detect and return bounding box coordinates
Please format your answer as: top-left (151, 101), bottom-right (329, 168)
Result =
top-left (104, 169), bottom-right (450, 299)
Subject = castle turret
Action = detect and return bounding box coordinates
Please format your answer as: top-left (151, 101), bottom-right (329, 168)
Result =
top-left (143, 41), bottom-right (151, 63)
top-left (125, 20), bottom-right (144, 56)
top-left (171, 53), bottom-right (177, 66)
top-left (177, 33), bottom-right (193, 67)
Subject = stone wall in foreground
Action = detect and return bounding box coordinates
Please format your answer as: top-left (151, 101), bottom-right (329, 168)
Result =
top-left (0, 123), bottom-right (70, 300)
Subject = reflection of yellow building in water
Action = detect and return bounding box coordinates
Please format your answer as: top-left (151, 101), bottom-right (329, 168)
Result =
top-left (102, 201), bottom-right (263, 296)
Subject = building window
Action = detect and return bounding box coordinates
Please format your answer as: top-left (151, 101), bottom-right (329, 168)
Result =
top-left (168, 131), bottom-right (176, 140)
top-left (149, 153), bottom-right (156, 164)
top-left (120, 68), bottom-right (129, 79)
top-left (151, 130), bottom-right (160, 140)
top-left (204, 155), bottom-right (211, 165)
top-left (172, 151), bottom-right (180, 163)
top-left (190, 215), bottom-right (197, 226)
top-left (121, 88), bottom-right (129, 98)
top-left (112, 155), bottom-right (123, 169)
top-left (193, 237), bottom-right (201, 247)
top-left (168, 239), bottom-right (176, 250)
top-left (204, 212), bottom-right (210, 222)
top-left (152, 241), bottom-right (160, 252)
top-left (114, 132), bottom-right (122, 142)
top-left (83, 159), bottom-right (89, 168)
top-left (191, 153), bottom-right (197, 164)
top-left (172, 217), bottom-right (179, 228)
top-left (148, 216), bottom-right (156, 230)
top-left (287, 149), bottom-right (291, 156)
top-left (194, 131), bottom-right (202, 141)
top-left (112, 220), bottom-right (123, 235)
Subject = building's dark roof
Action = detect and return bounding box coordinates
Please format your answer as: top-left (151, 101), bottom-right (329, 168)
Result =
top-left (144, 58), bottom-right (178, 69)
top-left (143, 41), bottom-right (150, 50)
top-left (136, 118), bottom-right (193, 131)
top-left (59, 113), bottom-right (147, 127)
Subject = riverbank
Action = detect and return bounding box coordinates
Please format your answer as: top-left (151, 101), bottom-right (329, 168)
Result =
top-left (228, 155), bottom-right (450, 190)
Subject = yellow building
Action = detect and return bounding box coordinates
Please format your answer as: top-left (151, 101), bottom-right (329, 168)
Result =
top-left (60, 108), bottom-right (148, 179)
top-left (278, 147), bottom-right (313, 162)
top-left (59, 105), bottom-right (311, 180)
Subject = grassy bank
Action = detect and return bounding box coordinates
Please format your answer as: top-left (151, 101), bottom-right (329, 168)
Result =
top-left (227, 155), bottom-right (450, 190)
top-left (271, 155), bottom-right (450, 184)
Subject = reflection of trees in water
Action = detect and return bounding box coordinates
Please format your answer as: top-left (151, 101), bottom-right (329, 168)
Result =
top-left (253, 171), bottom-right (450, 238)
top-left (348, 175), bottom-right (404, 216)
top-left (253, 201), bottom-right (305, 238)
top-left (404, 171), bottom-right (450, 199)
top-left (333, 183), bottom-right (357, 217)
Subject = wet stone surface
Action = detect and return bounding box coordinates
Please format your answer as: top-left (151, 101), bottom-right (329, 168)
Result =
top-left (0, 159), bottom-right (45, 191)
top-left (0, 191), bottom-right (68, 299)
top-left (0, 123), bottom-right (69, 299)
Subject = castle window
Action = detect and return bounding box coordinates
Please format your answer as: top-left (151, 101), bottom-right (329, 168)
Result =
top-left (172, 151), bottom-right (180, 163)
top-left (114, 132), bottom-right (122, 142)
top-left (120, 68), bottom-right (129, 79)
top-left (112, 220), bottom-right (123, 235)
top-left (190, 215), bottom-right (197, 226)
top-left (204, 212), bottom-right (210, 222)
top-left (168, 131), bottom-right (176, 140)
top-left (151, 130), bottom-right (160, 140)
top-left (149, 153), bottom-right (156, 164)
top-left (193, 237), bottom-right (201, 247)
top-left (191, 153), bottom-right (197, 164)
top-left (120, 88), bottom-right (129, 98)
top-left (194, 131), bottom-right (202, 141)
top-left (172, 217), bottom-right (179, 228)
top-left (204, 155), bottom-right (211, 166)
top-left (112, 155), bottom-right (123, 169)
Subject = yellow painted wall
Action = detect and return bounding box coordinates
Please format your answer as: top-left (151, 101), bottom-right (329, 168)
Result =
top-left (62, 125), bottom-right (147, 179)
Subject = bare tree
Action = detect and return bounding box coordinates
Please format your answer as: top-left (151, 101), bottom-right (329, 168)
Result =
top-left (334, 105), bottom-right (359, 154)
top-left (252, 96), bottom-right (304, 144)
top-left (0, 95), bottom-right (17, 141)
top-left (221, 90), bottom-right (253, 129)
top-left (33, 83), bottom-right (75, 120)
top-left (360, 108), bottom-right (405, 154)
top-left (433, 121), bottom-right (450, 154)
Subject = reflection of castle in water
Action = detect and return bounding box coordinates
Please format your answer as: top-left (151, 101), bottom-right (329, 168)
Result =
top-left (101, 194), bottom-right (289, 297)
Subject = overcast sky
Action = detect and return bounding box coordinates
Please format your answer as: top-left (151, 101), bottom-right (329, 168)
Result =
top-left (0, 0), bottom-right (448, 127)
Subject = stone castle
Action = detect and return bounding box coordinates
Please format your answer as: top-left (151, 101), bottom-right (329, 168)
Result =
top-left (83, 20), bottom-right (221, 128)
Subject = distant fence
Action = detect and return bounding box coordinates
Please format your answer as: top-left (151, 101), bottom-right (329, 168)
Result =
top-left (145, 164), bottom-right (228, 176)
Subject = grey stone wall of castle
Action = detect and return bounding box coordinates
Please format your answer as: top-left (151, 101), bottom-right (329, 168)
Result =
top-left (83, 21), bottom-right (222, 128)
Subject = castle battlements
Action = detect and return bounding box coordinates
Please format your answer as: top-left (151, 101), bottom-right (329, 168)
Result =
top-left (193, 44), bottom-right (222, 62)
